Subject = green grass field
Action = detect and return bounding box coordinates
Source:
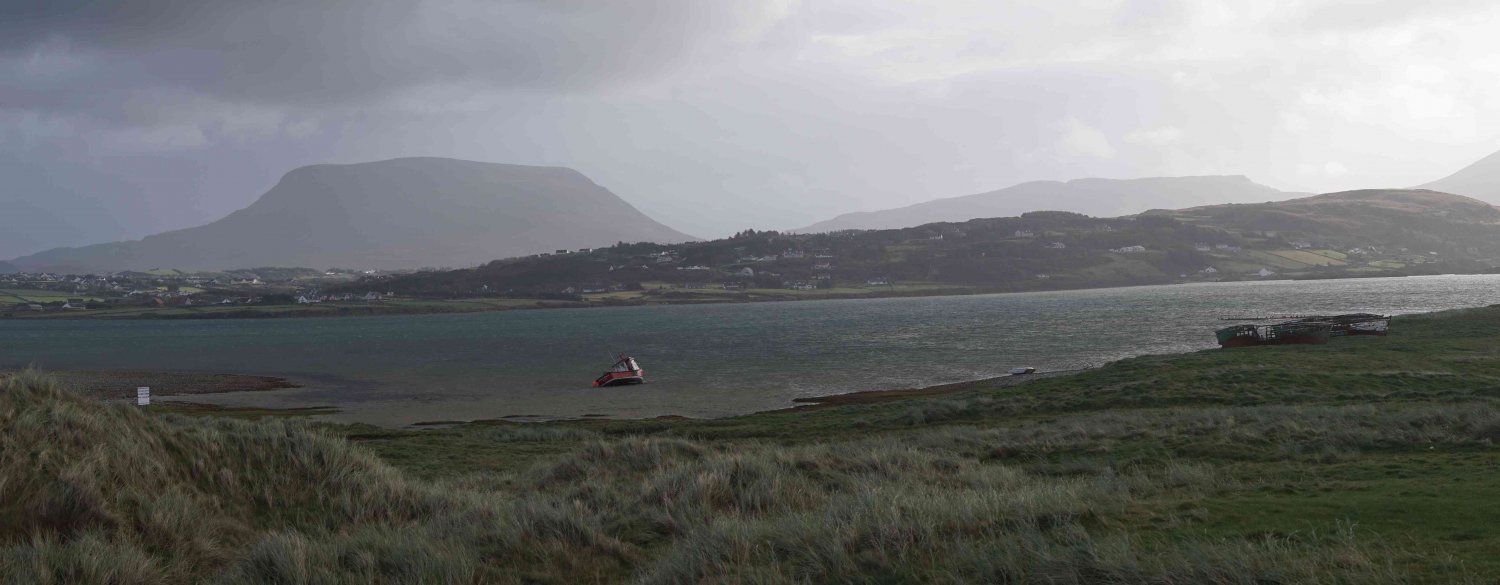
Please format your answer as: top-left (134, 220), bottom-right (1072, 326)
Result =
top-left (7, 306), bottom-right (1500, 582)
top-left (1243, 249), bottom-right (1314, 270)
top-left (1269, 249), bottom-right (1347, 266)
top-left (0, 288), bottom-right (80, 303)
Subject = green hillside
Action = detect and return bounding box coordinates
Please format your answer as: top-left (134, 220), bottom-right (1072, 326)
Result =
top-left (355, 189), bottom-right (1500, 300)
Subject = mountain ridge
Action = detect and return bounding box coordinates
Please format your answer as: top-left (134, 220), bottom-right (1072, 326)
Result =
top-left (795, 175), bottom-right (1302, 233)
top-left (1420, 147), bottom-right (1500, 205)
top-left (7, 157), bottom-right (697, 273)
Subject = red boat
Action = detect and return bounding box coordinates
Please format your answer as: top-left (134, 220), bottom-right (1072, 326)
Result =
top-left (592, 354), bottom-right (645, 387)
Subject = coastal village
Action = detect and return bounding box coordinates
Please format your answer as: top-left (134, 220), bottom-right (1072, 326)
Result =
top-left (0, 268), bottom-right (394, 316)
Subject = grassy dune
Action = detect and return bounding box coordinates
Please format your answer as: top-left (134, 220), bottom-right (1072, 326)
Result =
top-left (7, 307), bottom-right (1500, 582)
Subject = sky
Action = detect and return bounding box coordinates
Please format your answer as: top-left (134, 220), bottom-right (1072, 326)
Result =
top-left (3, 0), bottom-right (1499, 258)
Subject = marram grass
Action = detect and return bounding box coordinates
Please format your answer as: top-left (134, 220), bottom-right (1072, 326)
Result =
top-left (1, 369), bottom-right (1449, 584)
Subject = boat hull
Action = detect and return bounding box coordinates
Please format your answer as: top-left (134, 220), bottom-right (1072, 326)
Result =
top-left (1217, 322), bottom-right (1331, 348)
top-left (1218, 331), bottom-right (1329, 348)
top-left (593, 370), bottom-right (645, 387)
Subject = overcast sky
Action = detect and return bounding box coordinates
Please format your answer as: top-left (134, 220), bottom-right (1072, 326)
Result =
top-left (4, 0), bottom-right (1499, 258)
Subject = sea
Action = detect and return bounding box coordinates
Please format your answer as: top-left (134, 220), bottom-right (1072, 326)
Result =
top-left (3, 274), bottom-right (1497, 426)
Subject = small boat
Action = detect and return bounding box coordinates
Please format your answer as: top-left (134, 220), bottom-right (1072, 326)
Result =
top-left (592, 354), bottom-right (644, 387)
top-left (1216, 320), bottom-right (1331, 348)
top-left (1008, 367), bottom-right (1036, 375)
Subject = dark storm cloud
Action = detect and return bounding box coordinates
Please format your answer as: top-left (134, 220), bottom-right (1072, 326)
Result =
top-left (0, 0), bottom-right (755, 108)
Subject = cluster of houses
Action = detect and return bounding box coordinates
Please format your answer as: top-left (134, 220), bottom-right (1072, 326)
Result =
top-left (542, 243), bottom-right (890, 295)
top-left (1193, 242), bottom-right (1244, 253)
top-left (2, 269), bottom-right (399, 314)
top-left (556, 246), bottom-right (856, 296)
top-left (1196, 266), bottom-right (1276, 278)
top-left (295, 292), bottom-right (387, 304)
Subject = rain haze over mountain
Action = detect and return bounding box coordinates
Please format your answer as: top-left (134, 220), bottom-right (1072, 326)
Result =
top-left (5, 1), bottom-right (1500, 261)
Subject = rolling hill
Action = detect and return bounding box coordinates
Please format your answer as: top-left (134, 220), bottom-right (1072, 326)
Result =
top-left (355, 188), bottom-right (1500, 300)
top-left (1165, 188), bottom-right (1500, 234)
top-left (1422, 148), bottom-right (1500, 204)
top-left (795, 175), bottom-right (1298, 233)
top-left (6, 158), bottom-right (696, 273)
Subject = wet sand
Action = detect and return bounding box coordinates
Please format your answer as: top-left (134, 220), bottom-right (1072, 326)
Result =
top-left (6, 366), bottom-right (1079, 426)
top-left (0, 369), bottom-right (299, 400)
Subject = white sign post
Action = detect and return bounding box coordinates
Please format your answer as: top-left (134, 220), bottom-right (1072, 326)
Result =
top-left (136, 386), bottom-right (150, 406)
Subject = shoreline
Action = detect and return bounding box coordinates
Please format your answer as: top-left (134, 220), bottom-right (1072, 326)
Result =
top-left (18, 364), bottom-right (1093, 427)
top-left (6, 301), bottom-right (1463, 426)
top-left (778, 369), bottom-right (1083, 411)
top-left (0, 369), bottom-right (300, 401)
top-left (5, 269), bottom-right (1488, 322)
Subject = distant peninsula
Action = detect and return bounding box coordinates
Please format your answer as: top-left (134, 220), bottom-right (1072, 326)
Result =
top-left (7, 188), bottom-right (1500, 320)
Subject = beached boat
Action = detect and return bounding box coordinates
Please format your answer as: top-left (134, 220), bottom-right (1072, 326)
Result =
top-left (1216, 320), bottom-right (1331, 348)
top-left (1008, 367), bottom-right (1036, 375)
top-left (1296, 313), bottom-right (1391, 337)
top-left (592, 354), bottom-right (644, 387)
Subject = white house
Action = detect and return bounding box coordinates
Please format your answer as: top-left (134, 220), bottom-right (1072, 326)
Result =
top-left (1111, 245), bottom-right (1147, 253)
top-left (1046, 242), bottom-right (1067, 249)
top-left (1200, 266), bottom-right (1218, 274)
top-left (1256, 268), bottom-right (1276, 277)
top-left (1014, 230), bottom-right (1036, 238)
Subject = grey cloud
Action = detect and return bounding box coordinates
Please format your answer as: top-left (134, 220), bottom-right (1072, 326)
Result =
top-left (1, 0), bottom-right (769, 108)
top-left (3, 0), bottom-right (1500, 258)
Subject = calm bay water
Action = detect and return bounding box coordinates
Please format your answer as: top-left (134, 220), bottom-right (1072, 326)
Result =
top-left (3, 274), bottom-right (1497, 425)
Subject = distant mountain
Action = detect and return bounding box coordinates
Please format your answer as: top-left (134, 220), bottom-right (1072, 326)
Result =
top-left (8, 158), bottom-right (696, 272)
top-left (1421, 148), bottom-right (1500, 204)
top-left (796, 175), bottom-right (1298, 233)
